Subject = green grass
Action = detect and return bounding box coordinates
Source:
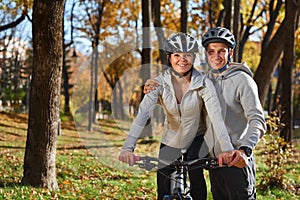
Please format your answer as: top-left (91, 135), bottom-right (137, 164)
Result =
top-left (0, 112), bottom-right (299, 199)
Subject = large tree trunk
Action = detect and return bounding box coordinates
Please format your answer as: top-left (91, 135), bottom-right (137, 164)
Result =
top-left (253, 19), bottom-right (286, 105)
top-left (254, 1), bottom-right (300, 105)
top-left (21, 0), bottom-right (65, 190)
top-left (280, 0), bottom-right (300, 142)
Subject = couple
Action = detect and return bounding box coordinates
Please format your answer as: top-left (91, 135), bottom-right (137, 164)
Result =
top-left (118, 27), bottom-right (266, 200)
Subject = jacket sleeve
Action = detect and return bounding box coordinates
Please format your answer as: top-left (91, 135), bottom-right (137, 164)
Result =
top-left (201, 78), bottom-right (234, 153)
top-left (237, 74), bottom-right (266, 149)
top-left (122, 77), bottom-right (162, 152)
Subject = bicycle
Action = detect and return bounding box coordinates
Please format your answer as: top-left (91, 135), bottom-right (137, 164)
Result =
top-left (134, 152), bottom-right (223, 200)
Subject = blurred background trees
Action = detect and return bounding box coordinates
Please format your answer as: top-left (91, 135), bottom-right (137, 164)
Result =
top-left (1, 0), bottom-right (300, 135)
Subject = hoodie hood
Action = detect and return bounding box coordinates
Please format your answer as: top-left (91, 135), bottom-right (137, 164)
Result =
top-left (208, 62), bottom-right (253, 80)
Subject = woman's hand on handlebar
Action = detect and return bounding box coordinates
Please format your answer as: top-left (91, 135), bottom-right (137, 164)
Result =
top-left (118, 150), bottom-right (136, 166)
top-left (144, 78), bottom-right (159, 94)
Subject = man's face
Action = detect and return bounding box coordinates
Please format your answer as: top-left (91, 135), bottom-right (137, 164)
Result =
top-left (206, 42), bottom-right (233, 70)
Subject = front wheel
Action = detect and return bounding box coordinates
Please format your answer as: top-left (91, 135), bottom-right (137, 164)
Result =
top-left (162, 194), bottom-right (193, 200)
top-left (162, 194), bottom-right (172, 200)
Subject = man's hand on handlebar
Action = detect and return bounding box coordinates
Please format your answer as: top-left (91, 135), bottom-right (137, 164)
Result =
top-left (217, 150), bottom-right (248, 168)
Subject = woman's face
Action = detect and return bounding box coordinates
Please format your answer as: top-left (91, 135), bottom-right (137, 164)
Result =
top-left (169, 52), bottom-right (195, 75)
top-left (206, 42), bottom-right (233, 70)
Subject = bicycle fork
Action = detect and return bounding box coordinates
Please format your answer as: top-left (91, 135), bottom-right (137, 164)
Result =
top-left (165, 166), bottom-right (192, 200)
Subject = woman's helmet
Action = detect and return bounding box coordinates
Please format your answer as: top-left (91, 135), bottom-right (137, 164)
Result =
top-left (201, 27), bottom-right (236, 49)
top-left (164, 33), bottom-right (199, 54)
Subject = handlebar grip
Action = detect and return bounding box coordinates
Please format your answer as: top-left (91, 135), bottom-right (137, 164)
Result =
top-left (134, 155), bottom-right (140, 162)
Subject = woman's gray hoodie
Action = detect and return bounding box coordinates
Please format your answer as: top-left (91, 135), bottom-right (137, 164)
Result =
top-left (205, 62), bottom-right (267, 156)
top-left (122, 68), bottom-right (234, 154)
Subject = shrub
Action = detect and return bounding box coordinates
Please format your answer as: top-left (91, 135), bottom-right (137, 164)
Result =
top-left (258, 108), bottom-right (297, 193)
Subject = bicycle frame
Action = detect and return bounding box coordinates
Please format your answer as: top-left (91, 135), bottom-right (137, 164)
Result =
top-left (166, 153), bottom-right (192, 200)
top-left (134, 154), bottom-right (221, 200)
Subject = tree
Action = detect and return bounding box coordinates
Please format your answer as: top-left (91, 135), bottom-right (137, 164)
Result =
top-left (141, 0), bottom-right (151, 84)
top-left (278, 1), bottom-right (300, 142)
top-left (80, 0), bottom-right (105, 131)
top-left (21, 0), bottom-right (65, 189)
top-left (151, 0), bottom-right (167, 66)
top-left (180, 0), bottom-right (187, 33)
top-left (138, 0), bottom-right (152, 138)
top-left (0, 0), bottom-right (32, 32)
top-left (0, 12), bottom-right (27, 32)
top-left (61, 0), bottom-right (78, 115)
top-left (0, 1), bottom-right (32, 108)
top-left (253, 1), bottom-right (300, 142)
top-left (254, 1), bottom-right (300, 105)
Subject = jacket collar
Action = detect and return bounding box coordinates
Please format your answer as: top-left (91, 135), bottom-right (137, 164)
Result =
top-left (162, 68), bottom-right (206, 90)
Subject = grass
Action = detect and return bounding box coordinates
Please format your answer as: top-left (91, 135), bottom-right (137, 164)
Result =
top-left (0, 112), bottom-right (299, 199)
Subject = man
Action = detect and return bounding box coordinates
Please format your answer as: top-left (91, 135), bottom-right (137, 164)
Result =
top-left (144, 27), bottom-right (266, 199)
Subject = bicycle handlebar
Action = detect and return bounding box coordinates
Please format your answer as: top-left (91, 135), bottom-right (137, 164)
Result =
top-left (134, 156), bottom-right (224, 171)
top-left (134, 156), bottom-right (159, 171)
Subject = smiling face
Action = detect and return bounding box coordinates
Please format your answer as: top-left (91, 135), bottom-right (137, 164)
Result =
top-left (206, 42), bottom-right (233, 71)
top-left (168, 52), bottom-right (195, 75)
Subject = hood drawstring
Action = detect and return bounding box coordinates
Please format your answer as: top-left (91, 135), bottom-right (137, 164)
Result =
top-left (220, 75), bottom-right (225, 94)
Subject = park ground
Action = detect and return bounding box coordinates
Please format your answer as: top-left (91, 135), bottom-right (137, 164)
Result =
top-left (0, 112), bottom-right (299, 199)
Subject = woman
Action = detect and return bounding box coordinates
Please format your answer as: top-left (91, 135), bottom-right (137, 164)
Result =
top-left (118, 33), bottom-right (234, 199)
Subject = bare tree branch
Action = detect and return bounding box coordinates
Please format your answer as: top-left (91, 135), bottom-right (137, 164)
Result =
top-left (0, 12), bottom-right (27, 32)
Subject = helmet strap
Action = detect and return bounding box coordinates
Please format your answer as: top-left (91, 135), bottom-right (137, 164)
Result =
top-left (211, 47), bottom-right (231, 74)
top-left (211, 64), bottom-right (228, 74)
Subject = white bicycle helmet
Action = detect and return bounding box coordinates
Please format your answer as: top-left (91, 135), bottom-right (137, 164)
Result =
top-left (202, 27), bottom-right (236, 49)
top-left (164, 33), bottom-right (199, 54)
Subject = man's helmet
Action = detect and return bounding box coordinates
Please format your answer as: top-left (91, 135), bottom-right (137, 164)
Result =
top-left (202, 27), bottom-right (236, 49)
top-left (164, 33), bottom-right (199, 54)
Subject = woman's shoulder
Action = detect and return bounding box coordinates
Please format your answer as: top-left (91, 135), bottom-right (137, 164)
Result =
top-left (154, 69), bottom-right (171, 82)
top-left (190, 69), bottom-right (209, 88)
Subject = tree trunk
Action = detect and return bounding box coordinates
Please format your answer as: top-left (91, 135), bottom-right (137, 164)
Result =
top-left (88, 50), bottom-right (95, 131)
top-left (151, 0), bottom-right (167, 67)
top-left (141, 0), bottom-right (151, 83)
top-left (223, 0), bottom-right (233, 30)
top-left (140, 0), bottom-right (153, 138)
top-left (180, 0), bottom-right (187, 33)
top-left (254, 1), bottom-right (300, 105)
top-left (232, 0), bottom-right (240, 62)
top-left (261, 0), bottom-right (283, 54)
top-left (253, 20), bottom-right (286, 105)
top-left (279, 0), bottom-right (300, 142)
top-left (87, 1), bottom-right (105, 131)
top-left (62, 54), bottom-right (70, 114)
top-left (22, 0), bottom-right (65, 190)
